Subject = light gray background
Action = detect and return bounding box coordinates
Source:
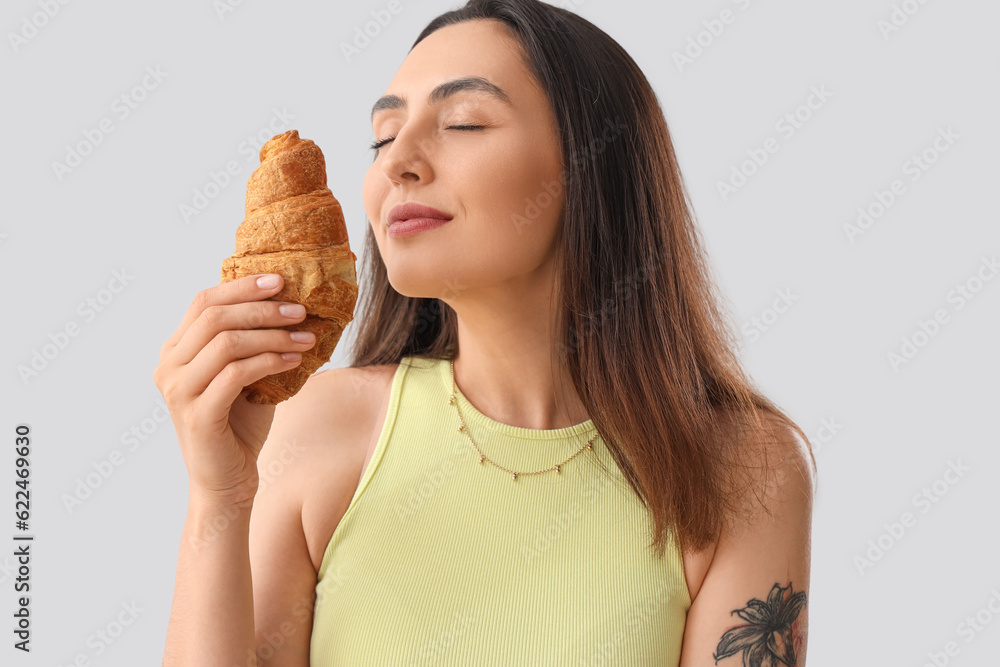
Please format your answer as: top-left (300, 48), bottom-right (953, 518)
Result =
top-left (2, 0), bottom-right (998, 664)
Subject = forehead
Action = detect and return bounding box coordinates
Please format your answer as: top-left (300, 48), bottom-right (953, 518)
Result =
top-left (372, 20), bottom-right (533, 118)
top-left (400, 19), bottom-right (524, 80)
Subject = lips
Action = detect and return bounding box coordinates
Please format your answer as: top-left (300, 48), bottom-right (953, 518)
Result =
top-left (387, 202), bottom-right (453, 227)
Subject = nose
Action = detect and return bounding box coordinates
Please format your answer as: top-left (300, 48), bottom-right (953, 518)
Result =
top-left (379, 125), bottom-right (434, 185)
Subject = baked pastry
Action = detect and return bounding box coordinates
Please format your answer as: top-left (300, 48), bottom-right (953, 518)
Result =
top-left (220, 130), bottom-right (357, 404)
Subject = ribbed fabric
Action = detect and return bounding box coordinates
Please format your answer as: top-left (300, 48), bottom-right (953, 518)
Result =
top-left (310, 356), bottom-right (690, 666)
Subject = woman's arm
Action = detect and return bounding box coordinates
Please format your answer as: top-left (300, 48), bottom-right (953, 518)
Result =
top-left (246, 367), bottom-right (367, 666)
top-left (678, 417), bottom-right (815, 667)
top-left (163, 488), bottom-right (258, 665)
top-left (163, 366), bottom-right (355, 666)
top-left (154, 273), bottom-right (317, 665)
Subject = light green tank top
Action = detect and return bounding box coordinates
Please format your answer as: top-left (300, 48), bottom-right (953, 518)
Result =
top-left (310, 355), bottom-right (691, 665)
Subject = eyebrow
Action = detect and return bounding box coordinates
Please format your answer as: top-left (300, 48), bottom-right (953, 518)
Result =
top-left (370, 76), bottom-right (513, 123)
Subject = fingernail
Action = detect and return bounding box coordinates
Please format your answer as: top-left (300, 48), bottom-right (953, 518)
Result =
top-left (279, 303), bottom-right (306, 318)
top-left (257, 274), bottom-right (280, 289)
top-left (290, 331), bottom-right (315, 342)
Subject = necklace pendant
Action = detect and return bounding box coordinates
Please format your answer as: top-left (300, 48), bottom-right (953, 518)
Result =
top-left (555, 465), bottom-right (560, 474)
top-left (478, 455), bottom-right (485, 464)
top-left (458, 423), bottom-right (465, 432)
top-left (511, 473), bottom-right (518, 481)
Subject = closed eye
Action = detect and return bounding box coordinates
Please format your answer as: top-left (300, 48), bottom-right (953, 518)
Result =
top-left (369, 125), bottom-right (485, 154)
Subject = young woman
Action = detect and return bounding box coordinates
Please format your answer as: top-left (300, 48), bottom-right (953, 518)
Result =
top-left (157, 1), bottom-right (816, 665)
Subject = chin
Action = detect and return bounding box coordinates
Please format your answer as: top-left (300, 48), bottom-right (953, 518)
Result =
top-left (384, 260), bottom-right (450, 300)
top-left (380, 235), bottom-right (469, 297)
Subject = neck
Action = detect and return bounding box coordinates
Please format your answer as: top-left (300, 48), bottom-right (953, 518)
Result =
top-left (444, 260), bottom-right (590, 431)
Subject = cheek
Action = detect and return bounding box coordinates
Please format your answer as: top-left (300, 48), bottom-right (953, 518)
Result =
top-left (485, 108), bottom-right (565, 237)
top-left (465, 142), bottom-right (563, 258)
top-left (362, 164), bottom-right (383, 226)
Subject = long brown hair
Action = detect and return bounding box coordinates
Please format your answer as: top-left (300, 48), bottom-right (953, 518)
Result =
top-left (347, 0), bottom-right (817, 559)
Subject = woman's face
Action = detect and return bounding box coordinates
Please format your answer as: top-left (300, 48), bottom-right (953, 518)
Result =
top-left (362, 19), bottom-right (564, 301)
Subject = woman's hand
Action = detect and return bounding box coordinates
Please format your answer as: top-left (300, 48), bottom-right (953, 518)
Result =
top-left (153, 273), bottom-right (316, 504)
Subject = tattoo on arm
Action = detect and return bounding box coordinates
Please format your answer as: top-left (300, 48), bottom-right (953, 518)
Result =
top-left (712, 581), bottom-right (807, 667)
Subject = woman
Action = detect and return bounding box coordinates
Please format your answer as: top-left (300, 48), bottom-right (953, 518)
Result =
top-left (157, 1), bottom-right (816, 665)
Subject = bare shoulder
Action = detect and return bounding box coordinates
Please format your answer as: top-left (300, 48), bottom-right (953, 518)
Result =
top-left (726, 411), bottom-right (816, 530)
top-left (680, 410), bottom-right (816, 601)
top-left (268, 363), bottom-right (399, 573)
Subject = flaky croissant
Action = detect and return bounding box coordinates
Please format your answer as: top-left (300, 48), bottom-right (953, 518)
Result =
top-left (220, 130), bottom-right (357, 405)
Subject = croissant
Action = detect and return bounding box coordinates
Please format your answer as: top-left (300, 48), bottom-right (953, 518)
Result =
top-left (219, 130), bottom-right (358, 405)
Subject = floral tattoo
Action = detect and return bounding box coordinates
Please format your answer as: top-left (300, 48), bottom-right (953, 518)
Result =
top-left (712, 582), bottom-right (807, 667)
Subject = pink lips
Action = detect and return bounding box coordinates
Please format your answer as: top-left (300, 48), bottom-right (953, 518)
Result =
top-left (387, 217), bottom-right (451, 238)
top-left (387, 202), bottom-right (453, 238)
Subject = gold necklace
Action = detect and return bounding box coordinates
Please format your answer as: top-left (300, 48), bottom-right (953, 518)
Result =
top-left (448, 359), bottom-right (598, 481)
